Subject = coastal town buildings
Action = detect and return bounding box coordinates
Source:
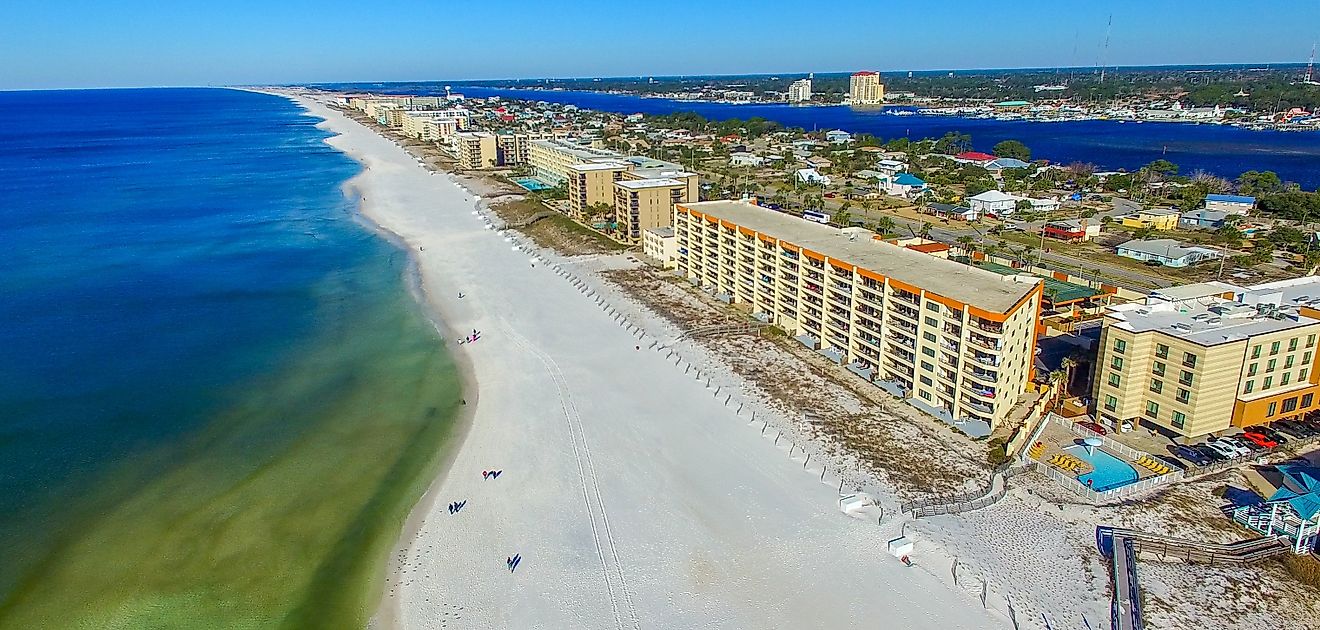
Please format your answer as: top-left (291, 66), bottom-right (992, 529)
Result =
top-left (1043, 219), bottom-right (1101, 242)
top-left (849, 71), bottom-right (885, 106)
top-left (1205, 194), bottom-right (1256, 215)
top-left (1119, 208), bottom-right (1182, 230)
top-left (673, 200), bottom-right (1043, 431)
top-left (642, 226), bottom-right (678, 268)
top-left (1115, 239), bottom-right (1221, 268)
top-left (614, 178), bottom-right (688, 243)
top-left (1093, 278), bottom-right (1320, 438)
top-left (528, 138), bottom-right (626, 184)
top-left (454, 131), bottom-right (499, 169)
top-left (788, 76), bottom-right (813, 103)
top-left (496, 131), bottom-right (553, 166)
top-left (567, 161), bottom-right (631, 217)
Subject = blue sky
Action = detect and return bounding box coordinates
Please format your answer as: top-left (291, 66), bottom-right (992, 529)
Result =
top-left (3, 0), bottom-right (1318, 89)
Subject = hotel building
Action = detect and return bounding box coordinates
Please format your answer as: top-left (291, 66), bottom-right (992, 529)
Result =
top-left (614, 179), bottom-right (688, 243)
top-left (454, 131), bottom-right (499, 169)
top-left (849, 71), bottom-right (885, 106)
top-left (673, 201), bottom-right (1043, 430)
top-left (1094, 278), bottom-right (1320, 438)
top-left (567, 161), bottom-right (632, 217)
top-left (788, 76), bottom-right (813, 103)
top-left (496, 132), bottom-right (554, 166)
top-left (528, 138), bottom-right (626, 184)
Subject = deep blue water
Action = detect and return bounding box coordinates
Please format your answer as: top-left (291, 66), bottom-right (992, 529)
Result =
top-left (330, 83), bottom-right (1320, 189)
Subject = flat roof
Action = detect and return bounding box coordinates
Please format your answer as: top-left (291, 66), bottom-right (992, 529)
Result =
top-left (567, 161), bottom-right (630, 172)
top-left (616, 178), bottom-right (684, 189)
top-left (1107, 299), bottom-right (1317, 346)
top-left (680, 201), bottom-right (1039, 312)
top-left (645, 226), bottom-right (675, 237)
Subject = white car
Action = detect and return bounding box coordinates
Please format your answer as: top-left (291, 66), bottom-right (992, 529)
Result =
top-left (1208, 438), bottom-right (1249, 458)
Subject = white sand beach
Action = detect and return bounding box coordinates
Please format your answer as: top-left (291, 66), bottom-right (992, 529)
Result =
top-left (282, 94), bottom-right (1011, 629)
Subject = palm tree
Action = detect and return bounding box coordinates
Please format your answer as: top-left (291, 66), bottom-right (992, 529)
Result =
top-left (874, 215), bottom-right (897, 236)
top-left (1057, 356), bottom-right (1078, 401)
top-left (956, 235), bottom-right (977, 255)
top-left (918, 222), bottom-right (933, 240)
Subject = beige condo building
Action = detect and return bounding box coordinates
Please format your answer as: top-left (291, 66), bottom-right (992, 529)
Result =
top-left (496, 131), bottom-right (554, 166)
top-left (674, 201), bottom-right (1043, 430)
top-left (614, 178), bottom-right (688, 243)
top-left (1094, 278), bottom-right (1320, 438)
top-left (567, 161), bottom-right (632, 218)
top-left (528, 138), bottom-right (626, 184)
top-left (849, 71), bottom-right (885, 106)
top-left (454, 131), bottom-right (499, 169)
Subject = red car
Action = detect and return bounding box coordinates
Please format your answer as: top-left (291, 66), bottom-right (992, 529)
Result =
top-left (1076, 421), bottom-right (1107, 435)
top-left (1241, 432), bottom-right (1278, 448)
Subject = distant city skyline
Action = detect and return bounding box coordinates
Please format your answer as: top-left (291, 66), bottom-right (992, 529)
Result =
top-left (4, 0), bottom-right (1318, 90)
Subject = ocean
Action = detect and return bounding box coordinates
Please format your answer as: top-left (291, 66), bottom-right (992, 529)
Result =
top-left (330, 83), bottom-right (1320, 190)
top-left (0, 88), bottom-right (461, 627)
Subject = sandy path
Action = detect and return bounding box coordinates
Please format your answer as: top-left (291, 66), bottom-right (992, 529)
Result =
top-left (288, 94), bottom-right (1007, 630)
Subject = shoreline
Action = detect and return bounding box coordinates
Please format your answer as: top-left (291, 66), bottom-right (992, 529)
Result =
top-left (259, 89), bottom-right (483, 629)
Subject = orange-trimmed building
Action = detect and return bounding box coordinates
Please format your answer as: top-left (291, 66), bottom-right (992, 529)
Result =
top-left (1094, 278), bottom-right (1320, 439)
top-left (673, 200), bottom-right (1043, 432)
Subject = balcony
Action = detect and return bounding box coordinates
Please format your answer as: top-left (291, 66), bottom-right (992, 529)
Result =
top-left (971, 319), bottom-right (1003, 335)
top-left (889, 290), bottom-right (920, 306)
top-left (967, 352), bottom-right (999, 367)
top-left (891, 319), bottom-right (918, 334)
top-left (963, 396), bottom-right (994, 415)
top-left (942, 324), bottom-right (962, 336)
top-left (965, 366), bottom-right (997, 384)
top-left (968, 335), bottom-right (1001, 351)
top-left (887, 332), bottom-right (916, 350)
top-left (856, 289), bottom-right (884, 308)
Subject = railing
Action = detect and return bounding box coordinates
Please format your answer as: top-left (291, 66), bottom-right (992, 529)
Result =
top-left (900, 460), bottom-right (1031, 518)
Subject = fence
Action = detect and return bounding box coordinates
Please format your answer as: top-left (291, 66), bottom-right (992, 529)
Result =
top-left (900, 460), bottom-right (1032, 518)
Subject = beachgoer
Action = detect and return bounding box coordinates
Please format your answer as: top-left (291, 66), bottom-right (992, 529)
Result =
top-left (482, 471), bottom-right (489, 479)
top-left (635, 345), bottom-right (639, 351)
top-left (461, 399), bottom-right (467, 405)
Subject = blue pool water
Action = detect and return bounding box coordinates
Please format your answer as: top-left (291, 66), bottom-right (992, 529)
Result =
top-left (1068, 445), bottom-right (1140, 492)
top-left (514, 176), bottom-right (551, 191)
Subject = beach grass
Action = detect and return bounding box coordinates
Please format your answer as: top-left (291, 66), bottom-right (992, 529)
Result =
top-left (0, 287), bottom-right (461, 629)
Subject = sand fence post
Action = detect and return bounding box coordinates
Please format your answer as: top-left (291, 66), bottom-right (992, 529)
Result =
top-left (803, 453), bottom-right (810, 469)
top-left (774, 431), bottom-right (781, 445)
top-left (737, 403), bottom-right (743, 414)
top-left (724, 394), bottom-right (731, 405)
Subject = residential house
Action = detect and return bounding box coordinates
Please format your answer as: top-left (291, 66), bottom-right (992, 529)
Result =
top-left (984, 157), bottom-right (1030, 173)
top-left (928, 202), bottom-right (978, 221)
top-left (805, 156), bottom-right (833, 170)
top-left (825, 130), bottom-right (853, 144)
top-left (795, 168), bottom-right (831, 186)
top-left (1119, 208), bottom-right (1182, 231)
top-left (1181, 210), bottom-right (1232, 229)
top-left (967, 190), bottom-right (1019, 217)
top-left (1205, 194), bottom-right (1256, 215)
top-left (875, 159), bottom-right (907, 178)
top-left (1114, 239), bottom-right (1221, 267)
top-left (729, 152), bottom-right (766, 167)
top-left (953, 151), bottom-right (997, 164)
top-left (881, 173), bottom-right (927, 199)
top-left (1043, 219), bottom-right (1101, 242)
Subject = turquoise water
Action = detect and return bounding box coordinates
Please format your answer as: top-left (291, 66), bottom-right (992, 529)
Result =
top-left (1068, 445), bottom-right (1140, 492)
top-left (0, 88), bottom-right (461, 627)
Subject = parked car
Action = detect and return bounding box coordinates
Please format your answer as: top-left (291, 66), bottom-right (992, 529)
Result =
top-left (1227, 435), bottom-right (1266, 454)
top-left (1195, 444), bottom-right (1229, 462)
top-left (1241, 432), bottom-right (1278, 449)
top-left (1170, 444), bottom-right (1212, 466)
top-left (1204, 440), bottom-right (1244, 459)
top-left (1251, 426), bottom-right (1288, 445)
top-left (1274, 420), bottom-right (1314, 439)
top-left (1075, 421), bottom-right (1108, 435)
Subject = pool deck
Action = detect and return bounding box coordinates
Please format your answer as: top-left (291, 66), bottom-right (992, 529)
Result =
top-left (1031, 420), bottom-right (1158, 487)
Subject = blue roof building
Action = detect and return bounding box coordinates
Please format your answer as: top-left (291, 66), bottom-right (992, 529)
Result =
top-left (1205, 194), bottom-right (1256, 214)
top-left (1235, 462), bottom-right (1320, 553)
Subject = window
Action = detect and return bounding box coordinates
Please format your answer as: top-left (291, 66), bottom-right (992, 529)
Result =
top-left (1111, 357), bottom-right (1124, 370)
top-left (1150, 379), bottom-right (1163, 394)
top-left (1251, 345), bottom-right (1261, 359)
top-left (920, 390), bottom-right (932, 401)
top-left (923, 332), bottom-right (936, 342)
top-left (1247, 363), bottom-right (1258, 377)
top-left (1176, 389), bottom-right (1190, 404)
top-left (1179, 370), bottom-right (1194, 386)
top-left (1171, 411), bottom-right (1186, 428)
top-left (1145, 401), bottom-right (1159, 418)
top-left (1290, 338), bottom-right (1299, 352)
top-left (1271, 341), bottom-right (1281, 355)
top-left (926, 302), bottom-right (939, 312)
top-left (1286, 356), bottom-right (1296, 369)
top-left (1283, 397), bottom-right (1299, 413)
top-left (1268, 359), bottom-right (1277, 372)
top-left (1114, 339), bottom-right (1127, 354)
top-left (1283, 372), bottom-right (1292, 386)
top-left (1304, 393), bottom-right (1314, 408)
top-left (1309, 334), bottom-right (1316, 348)
top-left (920, 376), bottom-right (933, 386)
top-left (1157, 344), bottom-right (1170, 359)
top-left (1183, 352), bottom-right (1198, 368)
top-left (1303, 368), bottom-right (1310, 381)
top-left (922, 346), bottom-right (936, 358)
top-left (921, 361), bottom-right (934, 372)
top-left (1244, 380), bottom-right (1255, 394)
top-left (1104, 395), bottom-right (1117, 412)
top-left (1108, 373), bottom-right (1122, 387)
top-left (925, 316), bottom-right (938, 327)
top-left (1153, 362), bottom-right (1166, 376)
top-left (1304, 351), bottom-right (1312, 364)
top-left (1268, 401), bottom-right (1278, 417)
top-left (1264, 376), bottom-right (1273, 389)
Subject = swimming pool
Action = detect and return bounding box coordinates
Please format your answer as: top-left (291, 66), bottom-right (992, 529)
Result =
top-left (1066, 445), bottom-right (1139, 492)
top-left (513, 177), bottom-right (552, 191)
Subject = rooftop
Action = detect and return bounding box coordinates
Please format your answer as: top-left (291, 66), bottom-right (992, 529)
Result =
top-left (616, 177), bottom-right (684, 190)
top-left (567, 161), bottom-right (630, 172)
top-left (1207, 194), bottom-right (1256, 204)
top-left (645, 226), bottom-right (675, 237)
top-left (1116, 238), bottom-right (1219, 260)
top-left (680, 201), bottom-right (1040, 312)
